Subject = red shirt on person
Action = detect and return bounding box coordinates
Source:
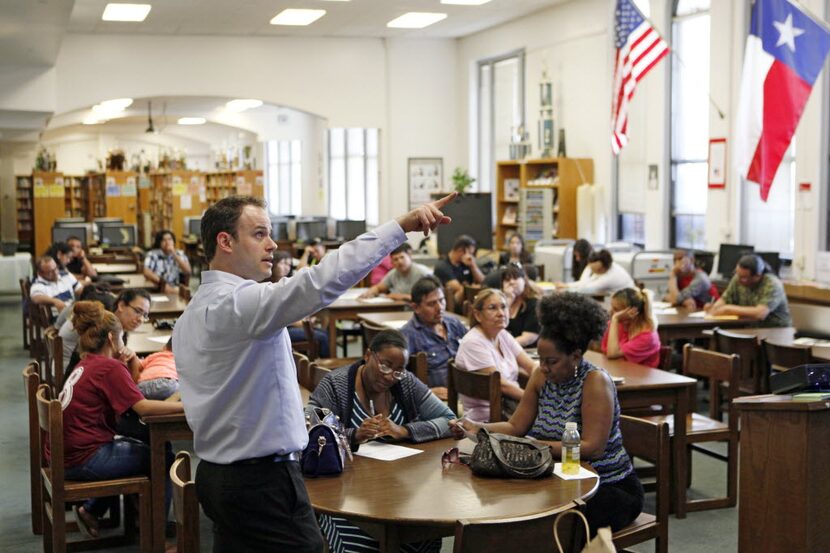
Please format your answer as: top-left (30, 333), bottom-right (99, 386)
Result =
top-left (52, 353), bottom-right (145, 467)
top-left (601, 322), bottom-right (661, 368)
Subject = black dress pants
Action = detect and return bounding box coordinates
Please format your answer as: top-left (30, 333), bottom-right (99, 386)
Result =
top-left (196, 459), bottom-right (325, 553)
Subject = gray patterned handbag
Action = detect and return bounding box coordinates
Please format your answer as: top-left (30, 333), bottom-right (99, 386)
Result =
top-left (469, 428), bottom-right (553, 479)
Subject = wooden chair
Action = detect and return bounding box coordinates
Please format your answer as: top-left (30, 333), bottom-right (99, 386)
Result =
top-left (762, 339), bottom-right (812, 373)
top-left (23, 362), bottom-right (43, 535)
top-left (453, 501), bottom-right (581, 553)
top-left (303, 319), bottom-right (358, 370)
top-left (463, 284), bottom-right (481, 305)
top-left (309, 363), bottom-right (331, 392)
top-left (293, 351), bottom-right (313, 391)
top-left (462, 300), bottom-right (472, 319)
top-left (177, 284), bottom-right (191, 302)
top-left (447, 360), bottom-right (502, 422)
top-left (613, 416), bottom-right (670, 553)
top-left (658, 345), bottom-right (673, 372)
top-left (407, 352), bottom-right (429, 386)
top-left (44, 327), bottom-right (65, 392)
top-left (170, 451), bottom-right (199, 553)
top-left (645, 344), bottom-right (741, 515)
top-left (20, 277), bottom-right (32, 350)
top-left (712, 327), bottom-right (765, 399)
top-left (30, 303), bottom-right (53, 371)
top-left (361, 319), bottom-right (387, 350)
top-left (36, 385), bottom-right (153, 553)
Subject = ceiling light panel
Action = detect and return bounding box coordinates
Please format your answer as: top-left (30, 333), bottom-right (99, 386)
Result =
top-left (387, 12), bottom-right (448, 29)
top-left (441, 0), bottom-right (492, 5)
top-left (270, 9), bottom-right (326, 26)
top-left (102, 3), bottom-right (152, 22)
top-left (178, 117), bottom-right (206, 125)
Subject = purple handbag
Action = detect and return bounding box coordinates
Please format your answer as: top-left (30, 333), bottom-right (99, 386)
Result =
top-left (302, 408), bottom-right (350, 477)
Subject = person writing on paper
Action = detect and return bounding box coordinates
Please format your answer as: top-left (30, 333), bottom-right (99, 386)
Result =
top-left (451, 292), bottom-right (643, 534)
top-left (307, 329), bottom-right (454, 553)
top-left (173, 192), bottom-right (455, 552)
top-left (359, 242), bottom-right (431, 301)
top-left (602, 287), bottom-right (661, 368)
top-left (400, 276), bottom-right (467, 400)
top-left (664, 250), bottom-right (718, 310)
top-left (455, 289), bottom-right (536, 422)
top-left (501, 265), bottom-right (541, 347)
top-left (705, 253), bottom-right (792, 327)
top-left (561, 249), bottom-right (634, 295)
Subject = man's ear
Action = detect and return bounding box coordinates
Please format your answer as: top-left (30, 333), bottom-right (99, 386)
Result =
top-left (216, 232), bottom-right (234, 255)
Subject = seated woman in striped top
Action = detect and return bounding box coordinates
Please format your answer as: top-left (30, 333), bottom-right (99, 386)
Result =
top-left (307, 329), bottom-right (454, 553)
top-left (451, 292), bottom-right (643, 534)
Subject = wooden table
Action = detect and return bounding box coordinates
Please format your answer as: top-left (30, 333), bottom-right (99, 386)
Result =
top-left (700, 326), bottom-right (830, 362)
top-left (357, 311), bottom-right (470, 330)
top-left (92, 262), bottom-right (140, 274)
top-left (583, 351), bottom-right (697, 518)
top-left (148, 293), bottom-right (188, 319)
top-left (655, 308), bottom-right (752, 342)
top-left (304, 439), bottom-right (598, 553)
top-left (109, 273), bottom-right (157, 291)
top-left (319, 291), bottom-right (409, 358)
top-left (127, 322), bottom-right (172, 356)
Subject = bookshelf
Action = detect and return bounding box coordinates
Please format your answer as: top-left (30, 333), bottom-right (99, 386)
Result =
top-left (85, 171), bottom-right (139, 224)
top-left (64, 175), bottom-right (86, 219)
top-left (205, 170), bottom-right (264, 207)
top-left (16, 175), bottom-right (33, 253)
top-left (32, 171), bottom-right (67, 256)
top-left (149, 171), bottom-right (206, 242)
top-left (494, 158), bottom-right (593, 251)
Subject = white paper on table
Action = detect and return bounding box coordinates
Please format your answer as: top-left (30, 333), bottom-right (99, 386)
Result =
top-left (653, 307), bottom-right (678, 315)
top-left (359, 297), bottom-right (394, 304)
top-left (147, 335), bottom-right (172, 344)
top-left (339, 288), bottom-right (364, 300)
top-left (688, 311), bottom-right (707, 318)
top-left (150, 295), bottom-right (170, 302)
top-left (651, 301), bottom-right (672, 309)
top-left (457, 437), bottom-right (477, 455)
top-left (385, 319), bottom-right (409, 330)
top-left (353, 441), bottom-right (424, 461)
top-left (553, 463), bottom-right (596, 480)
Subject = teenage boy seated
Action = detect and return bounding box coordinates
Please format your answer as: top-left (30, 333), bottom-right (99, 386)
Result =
top-left (705, 253), bottom-right (792, 327)
top-left (400, 276), bottom-right (467, 400)
top-left (65, 235), bottom-right (98, 278)
top-left (359, 243), bottom-right (431, 301)
top-left (30, 255), bottom-right (83, 320)
top-left (433, 234), bottom-right (485, 308)
top-left (664, 250), bottom-right (719, 310)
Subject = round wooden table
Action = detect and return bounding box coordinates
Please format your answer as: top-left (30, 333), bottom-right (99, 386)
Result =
top-left (304, 439), bottom-right (599, 552)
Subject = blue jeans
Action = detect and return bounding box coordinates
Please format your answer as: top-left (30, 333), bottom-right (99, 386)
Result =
top-left (138, 377), bottom-right (179, 400)
top-left (287, 326), bottom-right (330, 358)
top-left (65, 437), bottom-right (173, 518)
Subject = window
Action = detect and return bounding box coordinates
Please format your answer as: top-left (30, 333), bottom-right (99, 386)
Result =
top-left (670, 0), bottom-right (710, 249)
top-left (327, 128), bottom-right (379, 225)
top-left (265, 139), bottom-right (301, 216)
top-left (742, 144), bottom-right (796, 256)
top-left (619, 213), bottom-right (646, 246)
top-left (477, 50), bottom-right (525, 192)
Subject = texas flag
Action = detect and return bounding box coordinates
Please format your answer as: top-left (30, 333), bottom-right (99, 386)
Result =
top-left (735, 0), bottom-right (830, 201)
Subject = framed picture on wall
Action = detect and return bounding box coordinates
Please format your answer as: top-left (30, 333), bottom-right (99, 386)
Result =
top-left (408, 158), bottom-right (443, 209)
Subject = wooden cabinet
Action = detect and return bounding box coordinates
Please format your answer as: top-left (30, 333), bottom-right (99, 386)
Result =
top-left (32, 171), bottom-right (67, 256)
top-left (205, 170), bottom-right (264, 207)
top-left (494, 158), bottom-right (593, 251)
top-left (63, 176), bottom-right (86, 219)
top-left (85, 171), bottom-right (138, 224)
top-left (16, 175), bottom-right (33, 252)
top-left (733, 396), bottom-right (830, 553)
top-left (149, 171), bottom-right (206, 242)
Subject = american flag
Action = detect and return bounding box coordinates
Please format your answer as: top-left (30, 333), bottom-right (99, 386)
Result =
top-left (611, 0), bottom-right (669, 154)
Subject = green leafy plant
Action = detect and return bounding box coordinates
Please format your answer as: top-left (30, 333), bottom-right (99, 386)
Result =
top-left (451, 167), bottom-right (475, 195)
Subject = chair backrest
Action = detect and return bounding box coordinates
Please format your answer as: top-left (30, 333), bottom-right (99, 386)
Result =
top-left (447, 360), bottom-right (502, 422)
top-left (762, 339), bottom-right (813, 372)
top-left (462, 300), bottom-right (472, 319)
top-left (682, 344), bottom-right (741, 426)
top-left (453, 502), bottom-right (580, 553)
top-left (301, 319), bottom-right (321, 361)
top-left (35, 384), bottom-right (65, 493)
top-left (44, 327), bottom-right (64, 391)
top-left (619, 415), bottom-right (670, 544)
top-left (407, 352), bottom-right (429, 385)
top-left (294, 351), bottom-right (312, 390)
top-left (178, 284), bottom-right (192, 302)
top-left (23, 362), bottom-right (42, 530)
top-left (309, 363), bottom-right (331, 391)
top-left (29, 303), bottom-right (53, 368)
top-left (658, 345), bottom-right (673, 372)
top-left (170, 451), bottom-right (199, 553)
top-left (463, 284), bottom-right (481, 305)
top-left (361, 320), bottom-right (387, 351)
top-left (712, 327), bottom-right (764, 393)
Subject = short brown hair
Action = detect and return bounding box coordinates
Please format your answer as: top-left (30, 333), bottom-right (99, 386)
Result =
top-left (201, 195), bottom-right (266, 262)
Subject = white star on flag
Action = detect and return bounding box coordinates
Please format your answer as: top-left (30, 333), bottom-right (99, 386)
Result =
top-left (773, 13), bottom-right (805, 52)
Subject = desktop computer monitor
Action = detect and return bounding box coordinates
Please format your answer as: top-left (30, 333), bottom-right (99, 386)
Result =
top-left (271, 220), bottom-right (290, 241)
top-left (296, 220), bottom-right (329, 243)
top-left (100, 224), bottom-right (137, 248)
top-left (757, 251), bottom-right (782, 276)
top-left (184, 217), bottom-right (202, 239)
top-left (335, 220), bottom-right (366, 241)
top-left (717, 243), bottom-right (754, 278)
top-left (52, 224), bottom-right (92, 247)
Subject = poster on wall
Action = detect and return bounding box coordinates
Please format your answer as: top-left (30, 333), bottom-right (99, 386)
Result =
top-left (708, 138), bottom-right (726, 189)
top-left (408, 158), bottom-right (443, 210)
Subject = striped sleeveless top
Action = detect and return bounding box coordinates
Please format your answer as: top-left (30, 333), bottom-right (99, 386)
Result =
top-left (528, 359), bottom-right (633, 485)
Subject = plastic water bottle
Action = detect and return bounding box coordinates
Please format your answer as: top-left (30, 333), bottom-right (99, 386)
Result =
top-left (561, 422), bottom-right (581, 475)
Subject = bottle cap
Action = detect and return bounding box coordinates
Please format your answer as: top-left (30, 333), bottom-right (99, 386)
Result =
top-left (565, 422), bottom-right (577, 431)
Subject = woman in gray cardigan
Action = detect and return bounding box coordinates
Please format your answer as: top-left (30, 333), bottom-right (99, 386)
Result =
top-left (307, 329), bottom-right (453, 553)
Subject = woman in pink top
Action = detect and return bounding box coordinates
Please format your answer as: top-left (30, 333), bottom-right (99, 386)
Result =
top-left (601, 287), bottom-right (661, 368)
top-left (455, 288), bottom-right (538, 422)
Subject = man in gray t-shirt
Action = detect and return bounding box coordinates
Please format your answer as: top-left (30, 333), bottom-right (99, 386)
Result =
top-left (359, 242), bottom-right (431, 301)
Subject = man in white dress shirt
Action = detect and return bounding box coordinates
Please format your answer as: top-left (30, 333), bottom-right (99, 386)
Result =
top-left (174, 193), bottom-right (454, 552)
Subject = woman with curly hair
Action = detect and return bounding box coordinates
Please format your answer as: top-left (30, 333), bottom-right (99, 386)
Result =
top-left (452, 292), bottom-right (643, 534)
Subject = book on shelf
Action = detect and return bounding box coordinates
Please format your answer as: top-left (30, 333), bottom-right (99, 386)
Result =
top-left (502, 206), bottom-right (518, 225)
top-left (503, 178), bottom-right (520, 201)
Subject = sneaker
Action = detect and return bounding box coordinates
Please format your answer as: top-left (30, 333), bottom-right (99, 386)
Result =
top-left (73, 505), bottom-right (100, 538)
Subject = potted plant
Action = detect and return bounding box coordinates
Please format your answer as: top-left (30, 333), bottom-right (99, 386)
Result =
top-left (451, 168), bottom-right (475, 195)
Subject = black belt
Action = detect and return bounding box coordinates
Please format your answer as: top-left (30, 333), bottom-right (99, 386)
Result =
top-left (230, 451), bottom-right (301, 465)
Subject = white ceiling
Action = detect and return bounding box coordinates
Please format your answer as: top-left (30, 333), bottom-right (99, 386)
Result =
top-left (0, 0), bottom-right (75, 67)
top-left (67, 0), bottom-right (568, 39)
